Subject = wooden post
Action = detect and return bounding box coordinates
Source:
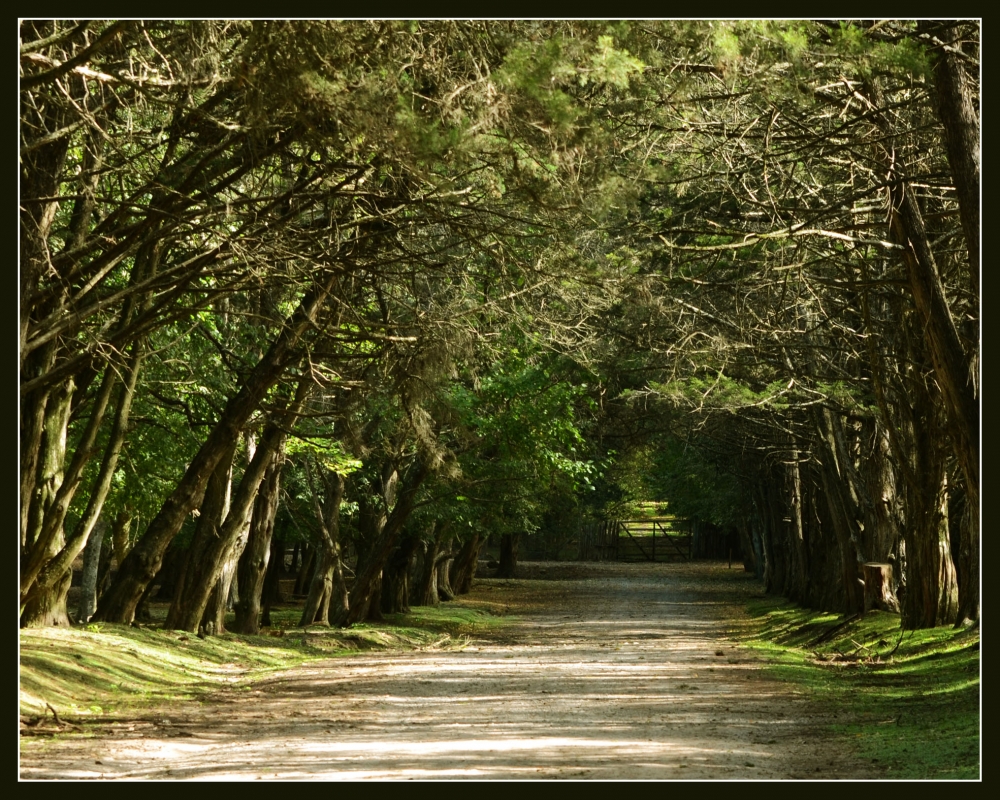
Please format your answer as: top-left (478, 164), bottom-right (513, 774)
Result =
top-left (862, 562), bottom-right (900, 613)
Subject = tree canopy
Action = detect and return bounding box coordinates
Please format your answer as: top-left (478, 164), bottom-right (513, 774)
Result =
top-left (20, 20), bottom-right (979, 631)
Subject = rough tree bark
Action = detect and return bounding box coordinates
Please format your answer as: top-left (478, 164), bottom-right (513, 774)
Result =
top-left (21, 345), bottom-right (142, 625)
top-left (450, 532), bottom-right (482, 596)
top-left (233, 456), bottom-right (283, 634)
top-left (332, 456), bottom-right (431, 628)
top-left (93, 275), bottom-right (338, 623)
top-left (19, 377), bottom-right (75, 627)
top-left (167, 415), bottom-right (298, 633)
top-left (919, 21), bottom-right (980, 300)
top-left (164, 441), bottom-right (236, 631)
top-left (300, 470), bottom-right (346, 627)
top-left (380, 536), bottom-right (423, 615)
top-left (75, 516), bottom-right (108, 623)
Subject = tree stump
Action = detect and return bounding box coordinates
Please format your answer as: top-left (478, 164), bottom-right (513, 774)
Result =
top-left (862, 562), bottom-right (899, 613)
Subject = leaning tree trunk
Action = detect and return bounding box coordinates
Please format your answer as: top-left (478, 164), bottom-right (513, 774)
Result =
top-left (815, 408), bottom-right (865, 614)
top-left (365, 574), bottom-right (384, 622)
top-left (436, 555), bottom-right (455, 602)
top-left (22, 346), bottom-right (142, 625)
top-left (902, 468), bottom-right (958, 629)
top-left (414, 521), bottom-right (456, 606)
top-left (19, 376), bottom-right (75, 628)
top-left (301, 553), bottom-right (334, 627)
top-left (887, 168), bottom-right (978, 522)
top-left (21, 369), bottom-right (114, 599)
top-left (294, 545), bottom-right (317, 598)
top-left (233, 456), bottom-right (282, 634)
top-left (414, 523), bottom-right (440, 606)
top-left (333, 456), bottom-right (431, 628)
top-left (300, 470), bottom-right (346, 627)
top-left (93, 275), bottom-right (340, 623)
top-left (919, 21), bottom-right (980, 302)
top-left (901, 430), bottom-right (959, 629)
top-left (952, 488), bottom-right (979, 626)
top-left (200, 550), bottom-right (242, 636)
top-left (167, 419), bottom-right (294, 633)
top-left (164, 441), bottom-right (236, 631)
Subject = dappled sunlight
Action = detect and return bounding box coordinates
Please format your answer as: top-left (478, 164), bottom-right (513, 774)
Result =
top-left (22, 564), bottom-right (876, 780)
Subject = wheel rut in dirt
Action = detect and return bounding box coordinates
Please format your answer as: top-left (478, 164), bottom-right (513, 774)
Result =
top-left (20, 562), bottom-right (878, 780)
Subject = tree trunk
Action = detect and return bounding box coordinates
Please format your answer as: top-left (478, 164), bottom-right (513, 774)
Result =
top-left (93, 274), bottom-right (340, 623)
top-left (301, 552), bottom-right (334, 627)
top-left (294, 545), bottom-right (316, 599)
top-left (20, 368), bottom-right (115, 596)
top-left (20, 377), bottom-right (75, 628)
top-left (164, 409), bottom-right (299, 632)
top-left (437, 555), bottom-right (455, 602)
top-left (952, 488), bottom-right (979, 626)
top-left (260, 528), bottom-right (286, 629)
top-left (200, 553), bottom-right (240, 636)
top-left (163, 441), bottom-right (236, 631)
top-left (497, 533), bottom-right (519, 578)
top-left (365, 573), bottom-right (384, 622)
top-left (21, 568), bottom-right (72, 628)
top-left (76, 516), bottom-right (108, 623)
top-left (21, 346), bottom-right (142, 621)
top-left (333, 456), bottom-right (431, 628)
top-left (233, 457), bottom-right (282, 634)
top-left (815, 408), bottom-right (865, 614)
top-left (414, 523), bottom-right (440, 606)
top-left (888, 184), bottom-right (978, 513)
top-left (450, 533), bottom-right (481, 595)
top-left (301, 471), bottom-right (346, 627)
top-left (381, 536), bottom-right (422, 615)
top-left (788, 448), bottom-right (809, 605)
top-left (901, 451), bottom-right (958, 629)
top-left (919, 21), bottom-right (980, 299)
top-left (19, 69), bottom-right (73, 544)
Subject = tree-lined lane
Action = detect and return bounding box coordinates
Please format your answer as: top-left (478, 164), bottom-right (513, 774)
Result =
top-left (20, 564), bottom-right (878, 780)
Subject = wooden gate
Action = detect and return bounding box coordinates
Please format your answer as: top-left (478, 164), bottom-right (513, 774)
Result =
top-left (578, 517), bottom-right (691, 562)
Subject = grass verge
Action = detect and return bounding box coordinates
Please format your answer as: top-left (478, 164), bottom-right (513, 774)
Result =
top-left (732, 595), bottom-right (980, 779)
top-left (19, 601), bottom-right (508, 726)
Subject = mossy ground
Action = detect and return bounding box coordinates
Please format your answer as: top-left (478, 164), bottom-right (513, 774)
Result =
top-left (19, 599), bottom-right (509, 724)
top-left (731, 594), bottom-right (980, 779)
top-left (21, 567), bottom-right (980, 781)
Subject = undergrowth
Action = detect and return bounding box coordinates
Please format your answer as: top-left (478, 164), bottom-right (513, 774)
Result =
top-left (733, 594), bottom-right (980, 780)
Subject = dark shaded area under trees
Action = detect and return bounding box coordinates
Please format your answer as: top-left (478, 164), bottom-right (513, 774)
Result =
top-left (20, 20), bottom-right (978, 632)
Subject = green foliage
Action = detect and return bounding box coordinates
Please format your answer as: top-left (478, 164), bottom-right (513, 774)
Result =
top-left (449, 342), bottom-right (596, 540)
top-left (647, 436), bottom-right (741, 529)
top-left (284, 437), bottom-right (362, 476)
top-left (21, 20), bottom-right (978, 636)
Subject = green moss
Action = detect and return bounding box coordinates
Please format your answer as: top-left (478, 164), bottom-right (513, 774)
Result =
top-left (734, 598), bottom-right (980, 779)
top-left (20, 601), bottom-right (509, 721)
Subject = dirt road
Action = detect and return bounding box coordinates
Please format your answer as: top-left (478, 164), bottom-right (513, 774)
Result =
top-left (20, 562), bottom-right (879, 780)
